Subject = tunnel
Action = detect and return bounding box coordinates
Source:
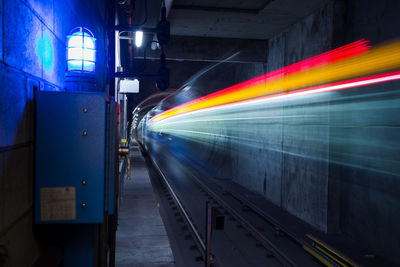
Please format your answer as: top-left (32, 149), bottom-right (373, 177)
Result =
top-left (0, 0), bottom-right (400, 267)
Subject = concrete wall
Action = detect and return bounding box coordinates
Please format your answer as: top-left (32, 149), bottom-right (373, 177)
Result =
top-left (0, 0), bottom-right (108, 266)
top-left (338, 0), bottom-right (400, 263)
top-left (230, 1), bottom-right (400, 263)
top-left (227, 0), bottom-right (400, 263)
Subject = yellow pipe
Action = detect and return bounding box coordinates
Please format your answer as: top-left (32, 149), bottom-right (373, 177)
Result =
top-left (307, 234), bottom-right (360, 267)
top-left (303, 245), bottom-right (335, 267)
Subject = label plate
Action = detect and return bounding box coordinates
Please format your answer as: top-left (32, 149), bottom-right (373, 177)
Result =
top-left (40, 187), bottom-right (76, 221)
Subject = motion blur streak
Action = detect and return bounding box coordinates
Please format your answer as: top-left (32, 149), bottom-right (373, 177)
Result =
top-left (150, 71), bottom-right (400, 123)
top-left (146, 40), bottom-right (400, 177)
top-left (151, 39), bottom-right (400, 122)
top-left (154, 39), bottom-right (370, 117)
top-left (147, 76), bottom-right (400, 176)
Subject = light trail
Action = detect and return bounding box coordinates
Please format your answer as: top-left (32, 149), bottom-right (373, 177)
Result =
top-left (150, 70), bottom-right (400, 128)
top-left (144, 39), bottom-right (400, 178)
top-left (151, 39), bottom-right (400, 122)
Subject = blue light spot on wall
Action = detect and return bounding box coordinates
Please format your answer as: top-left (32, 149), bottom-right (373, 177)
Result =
top-left (35, 32), bottom-right (54, 73)
top-left (43, 32), bottom-right (54, 72)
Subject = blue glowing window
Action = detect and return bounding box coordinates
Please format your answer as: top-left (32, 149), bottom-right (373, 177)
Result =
top-left (67, 27), bottom-right (96, 72)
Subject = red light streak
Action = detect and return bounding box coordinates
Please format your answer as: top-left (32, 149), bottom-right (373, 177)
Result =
top-left (152, 40), bottom-right (370, 121)
top-left (161, 71), bottom-right (400, 121)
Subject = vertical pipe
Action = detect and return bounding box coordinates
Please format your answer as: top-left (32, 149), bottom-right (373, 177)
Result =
top-left (123, 94), bottom-right (128, 141)
top-left (108, 0), bottom-right (116, 98)
top-left (205, 202), bottom-right (212, 267)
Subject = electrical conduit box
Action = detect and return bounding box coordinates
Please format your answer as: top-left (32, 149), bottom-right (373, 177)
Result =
top-left (35, 91), bottom-right (107, 224)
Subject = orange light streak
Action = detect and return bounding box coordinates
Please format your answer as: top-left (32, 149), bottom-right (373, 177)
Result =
top-left (151, 39), bottom-right (400, 122)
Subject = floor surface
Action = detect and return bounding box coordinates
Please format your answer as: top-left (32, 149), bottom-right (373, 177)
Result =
top-left (115, 148), bottom-right (175, 267)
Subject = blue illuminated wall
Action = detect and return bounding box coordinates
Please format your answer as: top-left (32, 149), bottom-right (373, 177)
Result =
top-left (0, 0), bottom-right (108, 266)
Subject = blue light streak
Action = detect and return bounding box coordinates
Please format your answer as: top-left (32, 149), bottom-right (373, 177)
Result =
top-left (147, 87), bottom-right (400, 177)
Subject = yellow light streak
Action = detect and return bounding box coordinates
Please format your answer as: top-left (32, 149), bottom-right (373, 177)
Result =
top-left (153, 40), bottom-right (400, 122)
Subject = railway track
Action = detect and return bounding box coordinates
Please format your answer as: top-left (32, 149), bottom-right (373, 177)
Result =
top-left (144, 146), bottom-right (359, 267)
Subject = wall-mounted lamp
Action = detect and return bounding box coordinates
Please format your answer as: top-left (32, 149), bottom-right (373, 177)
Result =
top-left (67, 27), bottom-right (96, 72)
top-left (135, 31), bottom-right (143, 48)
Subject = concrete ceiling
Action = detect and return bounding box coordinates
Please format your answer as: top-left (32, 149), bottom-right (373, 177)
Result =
top-left (169, 0), bottom-right (329, 40)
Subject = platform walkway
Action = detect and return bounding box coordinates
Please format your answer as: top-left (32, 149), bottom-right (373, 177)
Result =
top-left (115, 147), bottom-right (175, 267)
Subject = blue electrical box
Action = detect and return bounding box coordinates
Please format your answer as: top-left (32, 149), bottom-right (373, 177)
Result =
top-left (35, 91), bottom-right (108, 224)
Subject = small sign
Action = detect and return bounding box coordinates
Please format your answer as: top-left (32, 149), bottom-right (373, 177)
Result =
top-left (40, 187), bottom-right (76, 221)
top-left (120, 79), bottom-right (139, 93)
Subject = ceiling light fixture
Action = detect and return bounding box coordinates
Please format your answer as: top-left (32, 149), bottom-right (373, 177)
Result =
top-left (135, 31), bottom-right (143, 47)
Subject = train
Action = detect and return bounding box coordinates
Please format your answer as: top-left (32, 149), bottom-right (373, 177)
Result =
top-left (130, 39), bottom-right (400, 264)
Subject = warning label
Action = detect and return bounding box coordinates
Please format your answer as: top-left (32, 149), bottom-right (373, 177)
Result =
top-left (40, 187), bottom-right (76, 221)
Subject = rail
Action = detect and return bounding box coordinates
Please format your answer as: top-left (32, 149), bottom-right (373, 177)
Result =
top-left (146, 147), bottom-right (359, 267)
top-left (149, 156), bottom-right (206, 257)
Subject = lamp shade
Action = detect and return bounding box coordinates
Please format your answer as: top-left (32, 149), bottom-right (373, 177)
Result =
top-left (67, 27), bottom-right (96, 72)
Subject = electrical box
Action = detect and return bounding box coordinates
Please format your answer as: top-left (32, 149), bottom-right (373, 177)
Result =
top-left (35, 91), bottom-right (108, 224)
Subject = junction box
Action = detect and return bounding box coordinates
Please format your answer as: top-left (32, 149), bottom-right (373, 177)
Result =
top-left (35, 91), bottom-right (119, 266)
